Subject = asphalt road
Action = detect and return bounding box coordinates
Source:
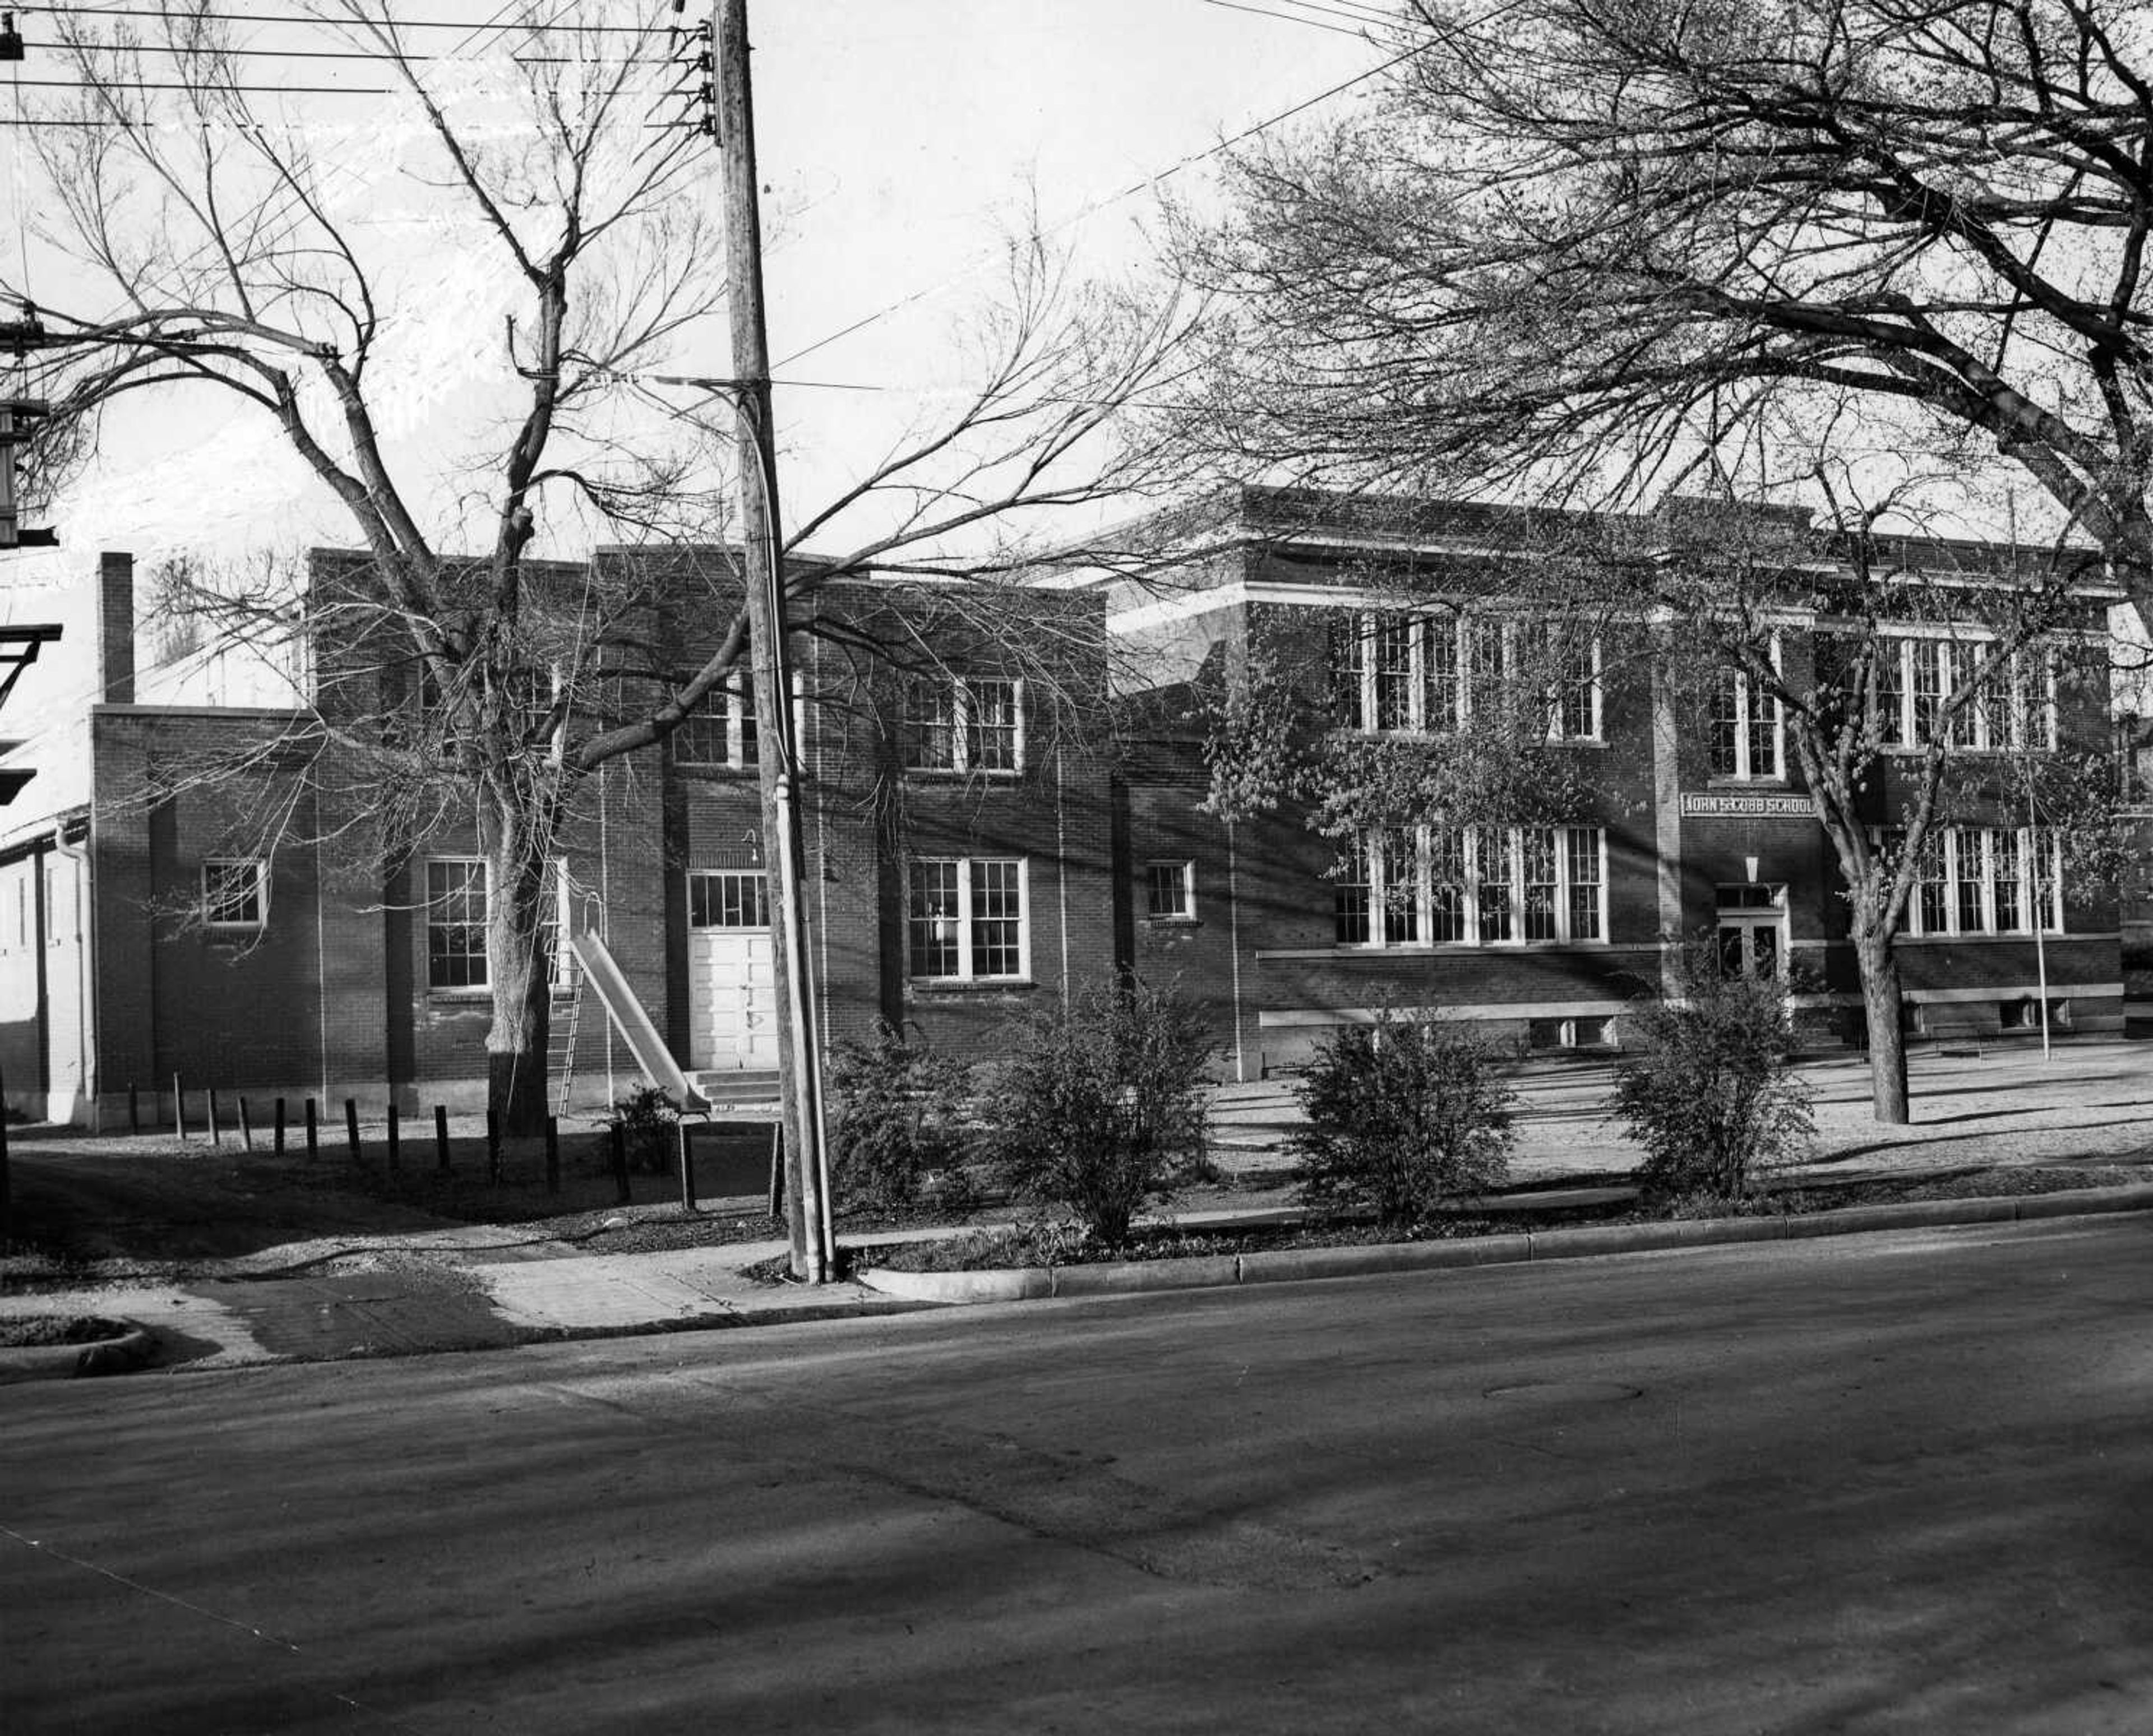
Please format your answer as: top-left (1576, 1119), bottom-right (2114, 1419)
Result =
top-left (4, 1218), bottom-right (2150, 1734)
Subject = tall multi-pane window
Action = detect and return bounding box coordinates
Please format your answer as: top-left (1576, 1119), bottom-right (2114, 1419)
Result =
top-left (425, 859), bottom-right (569, 990)
top-left (1331, 611), bottom-right (1598, 740)
top-left (1522, 827), bottom-right (1560, 941)
top-left (1475, 827), bottom-right (1514, 942)
top-left (1708, 663), bottom-right (1782, 781)
top-left (1334, 836), bottom-right (1372, 945)
top-left (1429, 827), bottom-right (1468, 942)
top-left (676, 674), bottom-right (758, 770)
top-left (906, 676), bottom-right (1023, 774)
top-left (1564, 827), bottom-right (1604, 941)
top-left (907, 857), bottom-right (1028, 980)
top-left (1336, 826), bottom-right (1607, 948)
top-left (1551, 629), bottom-right (1598, 740)
top-left (1889, 826), bottom-right (2063, 936)
top-left (1873, 636), bottom-right (2056, 751)
top-left (1380, 826), bottom-right (1420, 944)
top-left (426, 859), bottom-right (488, 990)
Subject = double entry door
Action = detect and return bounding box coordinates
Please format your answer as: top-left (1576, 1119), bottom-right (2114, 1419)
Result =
top-left (1716, 884), bottom-right (1787, 982)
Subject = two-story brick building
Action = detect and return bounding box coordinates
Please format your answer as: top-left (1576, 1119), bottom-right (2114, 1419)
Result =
top-left (1099, 488), bottom-right (2123, 1078)
top-left (0, 547), bottom-right (1118, 1125)
top-left (0, 489), bottom-right (2129, 1125)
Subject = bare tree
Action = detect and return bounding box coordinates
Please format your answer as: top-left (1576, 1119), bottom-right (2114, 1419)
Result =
top-left (1178, 0), bottom-right (2153, 628)
top-left (13, 1), bottom-right (1202, 1132)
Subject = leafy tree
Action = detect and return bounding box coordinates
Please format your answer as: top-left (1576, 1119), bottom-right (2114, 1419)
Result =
top-left (1290, 1011), bottom-right (1517, 1227)
top-left (990, 980), bottom-right (1213, 1244)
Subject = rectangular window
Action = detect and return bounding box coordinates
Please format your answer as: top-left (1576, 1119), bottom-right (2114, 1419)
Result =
top-left (1374, 618), bottom-right (1415, 732)
top-left (1708, 662), bottom-right (1782, 780)
top-left (1333, 610), bottom-right (1594, 739)
top-left (1429, 826), bottom-right (1468, 943)
top-left (677, 674), bottom-right (757, 771)
top-left (1425, 619), bottom-right (1461, 731)
top-left (1874, 637), bottom-right (1908, 748)
top-left (1333, 836), bottom-right (1371, 946)
top-left (1896, 826), bottom-right (2063, 937)
top-left (1475, 827), bottom-right (1514, 942)
top-left (426, 859), bottom-right (488, 990)
top-left (202, 858), bottom-right (266, 930)
top-left (1545, 627), bottom-right (1601, 740)
top-left (1380, 825), bottom-right (1421, 945)
top-left (908, 857), bottom-right (1027, 981)
top-left (1953, 827), bottom-right (1986, 933)
top-left (906, 676), bottom-right (1023, 774)
top-left (1873, 635), bottom-right (2055, 753)
top-left (1522, 826), bottom-right (1560, 941)
top-left (689, 869), bottom-right (770, 928)
top-left (1334, 825), bottom-right (1606, 948)
top-left (1145, 860), bottom-right (1195, 920)
top-left (1565, 825), bottom-right (1604, 941)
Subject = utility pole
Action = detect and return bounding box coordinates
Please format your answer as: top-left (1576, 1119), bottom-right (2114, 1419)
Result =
top-left (715, 0), bottom-right (834, 1281)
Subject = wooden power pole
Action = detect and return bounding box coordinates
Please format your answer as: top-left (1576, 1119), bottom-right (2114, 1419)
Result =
top-left (715, 0), bottom-right (835, 1281)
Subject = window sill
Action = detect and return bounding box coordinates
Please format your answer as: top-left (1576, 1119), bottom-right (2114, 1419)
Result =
top-left (907, 976), bottom-right (1039, 995)
top-left (904, 767), bottom-right (1024, 781)
top-left (1259, 941), bottom-right (1614, 959)
top-left (1704, 777), bottom-right (1791, 789)
top-left (1143, 915), bottom-right (1202, 928)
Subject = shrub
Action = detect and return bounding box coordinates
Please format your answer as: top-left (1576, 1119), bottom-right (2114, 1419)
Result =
top-left (1611, 959), bottom-right (1815, 1204)
top-left (827, 1025), bottom-right (972, 1210)
top-left (989, 980), bottom-right (1213, 1244)
top-left (1291, 1013), bottom-right (1517, 1226)
top-left (609, 1084), bottom-right (679, 1174)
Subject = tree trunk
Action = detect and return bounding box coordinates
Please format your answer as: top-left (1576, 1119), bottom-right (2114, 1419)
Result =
top-left (483, 803), bottom-right (554, 1137)
top-left (1854, 927), bottom-right (1910, 1125)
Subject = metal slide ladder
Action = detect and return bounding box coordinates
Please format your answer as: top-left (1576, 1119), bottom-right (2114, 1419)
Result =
top-left (550, 952), bottom-right (585, 1115)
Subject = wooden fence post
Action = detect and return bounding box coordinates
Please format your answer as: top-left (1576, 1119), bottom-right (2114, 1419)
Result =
top-left (435, 1105), bottom-right (451, 1173)
top-left (544, 1117), bottom-right (561, 1195)
top-left (486, 1109), bottom-right (502, 1184)
top-left (610, 1122), bottom-right (631, 1206)
top-left (385, 1104), bottom-right (400, 1172)
top-left (174, 1073), bottom-right (186, 1141)
top-left (304, 1098), bottom-right (318, 1160)
top-left (237, 1096), bottom-right (253, 1154)
top-left (207, 1087), bottom-right (222, 1147)
top-left (344, 1098), bottom-right (361, 1164)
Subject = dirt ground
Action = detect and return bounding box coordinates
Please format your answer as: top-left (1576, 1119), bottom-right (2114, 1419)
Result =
top-left (4, 1038), bottom-right (2148, 1290)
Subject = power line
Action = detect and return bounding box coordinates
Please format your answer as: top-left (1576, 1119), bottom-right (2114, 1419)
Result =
top-left (776, 38), bottom-right (1428, 372)
top-left (27, 4), bottom-right (667, 34)
top-left (1192, 0), bottom-right (1389, 37)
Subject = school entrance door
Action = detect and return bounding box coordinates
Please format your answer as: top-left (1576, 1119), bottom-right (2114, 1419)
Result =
top-left (687, 871), bottom-right (778, 1072)
top-left (1716, 883), bottom-right (1787, 981)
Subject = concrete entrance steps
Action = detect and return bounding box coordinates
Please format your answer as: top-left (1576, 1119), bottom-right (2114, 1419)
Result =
top-left (689, 1070), bottom-right (782, 1112)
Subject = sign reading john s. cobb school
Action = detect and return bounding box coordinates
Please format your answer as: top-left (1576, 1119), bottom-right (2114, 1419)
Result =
top-left (1679, 791), bottom-right (1815, 819)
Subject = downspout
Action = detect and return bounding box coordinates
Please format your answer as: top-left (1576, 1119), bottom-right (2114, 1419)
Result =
top-left (1226, 817), bottom-right (1246, 1083)
top-left (54, 820), bottom-right (95, 1128)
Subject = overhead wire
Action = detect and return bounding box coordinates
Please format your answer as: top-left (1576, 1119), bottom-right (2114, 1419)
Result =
top-left (26, 4), bottom-right (667, 34)
top-left (774, 36), bottom-right (1431, 372)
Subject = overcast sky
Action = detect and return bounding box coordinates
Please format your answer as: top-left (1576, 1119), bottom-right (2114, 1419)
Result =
top-left (0, 0), bottom-right (1392, 776)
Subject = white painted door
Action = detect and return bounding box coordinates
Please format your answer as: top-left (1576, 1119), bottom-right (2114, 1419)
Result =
top-left (687, 872), bottom-right (778, 1071)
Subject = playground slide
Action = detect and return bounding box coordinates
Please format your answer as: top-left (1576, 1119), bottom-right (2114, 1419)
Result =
top-left (568, 929), bottom-right (711, 1114)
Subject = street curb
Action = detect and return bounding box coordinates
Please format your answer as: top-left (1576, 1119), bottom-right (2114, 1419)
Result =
top-left (507, 1295), bottom-right (946, 1345)
top-left (854, 1182), bottom-right (2153, 1305)
top-left (0, 1321), bottom-right (158, 1385)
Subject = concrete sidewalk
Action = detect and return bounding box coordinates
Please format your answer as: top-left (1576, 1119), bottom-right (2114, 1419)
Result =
top-left (7, 1038), bottom-right (2152, 1377)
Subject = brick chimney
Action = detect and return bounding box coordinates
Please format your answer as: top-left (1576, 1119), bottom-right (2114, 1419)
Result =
top-left (96, 551), bottom-right (133, 705)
